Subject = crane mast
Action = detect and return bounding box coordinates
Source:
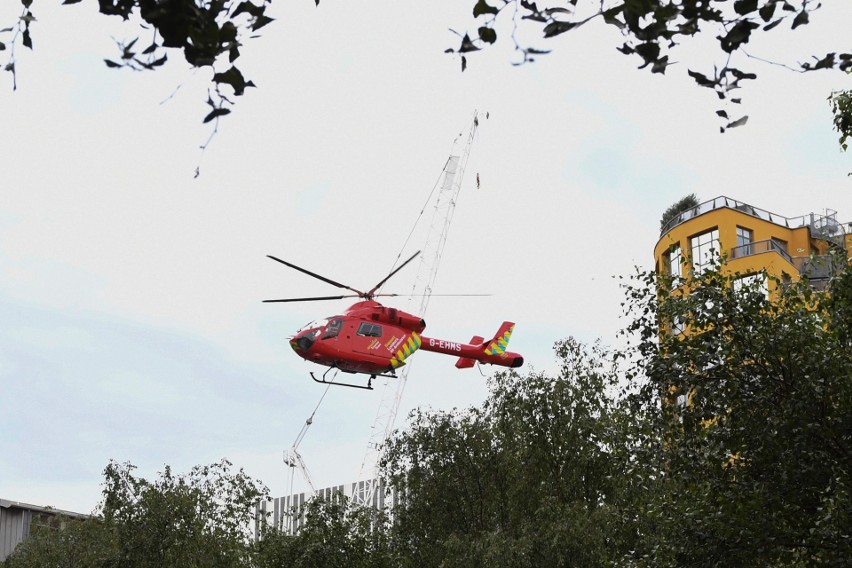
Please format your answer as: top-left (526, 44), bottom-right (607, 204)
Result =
top-left (353, 112), bottom-right (480, 507)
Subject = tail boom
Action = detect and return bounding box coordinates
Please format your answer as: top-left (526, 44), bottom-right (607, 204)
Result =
top-left (420, 322), bottom-right (523, 369)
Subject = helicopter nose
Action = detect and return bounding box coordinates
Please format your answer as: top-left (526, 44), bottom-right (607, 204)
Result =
top-left (290, 332), bottom-right (316, 353)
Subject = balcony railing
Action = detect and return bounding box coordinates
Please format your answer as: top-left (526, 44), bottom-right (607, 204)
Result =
top-left (660, 195), bottom-right (846, 242)
top-left (729, 238), bottom-right (843, 286)
top-left (730, 239), bottom-right (793, 264)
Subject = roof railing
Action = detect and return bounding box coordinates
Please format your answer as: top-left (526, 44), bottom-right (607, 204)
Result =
top-left (660, 195), bottom-right (844, 238)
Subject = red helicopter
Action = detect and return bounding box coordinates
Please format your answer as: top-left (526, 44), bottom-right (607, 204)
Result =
top-left (264, 251), bottom-right (524, 389)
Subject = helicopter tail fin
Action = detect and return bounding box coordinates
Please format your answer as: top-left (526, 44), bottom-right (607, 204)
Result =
top-left (484, 322), bottom-right (514, 357)
top-left (478, 322), bottom-right (523, 368)
top-left (455, 335), bottom-right (484, 369)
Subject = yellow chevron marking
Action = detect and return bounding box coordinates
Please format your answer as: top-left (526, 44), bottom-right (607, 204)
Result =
top-left (485, 325), bottom-right (514, 356)
top-left (390, 333), bottom-right (422, 368)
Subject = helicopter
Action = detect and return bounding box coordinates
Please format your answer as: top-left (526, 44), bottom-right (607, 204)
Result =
top-left (264, 251), bottom-right (524, 390)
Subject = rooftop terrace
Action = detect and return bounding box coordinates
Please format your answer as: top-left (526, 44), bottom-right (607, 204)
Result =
top-left (660, 196), bottom-right (847, 244)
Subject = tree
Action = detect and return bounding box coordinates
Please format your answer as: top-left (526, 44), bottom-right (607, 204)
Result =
top-left (453, 0), bottom-right (851, 133)
top-left (621, 258), bottom-right (852, 566)
top-left (660, 193), bottom-right (700, 231)
top-left (256, 496), bottom-right (394, 568)
top-left (378, 260), bottom-right (852, 566)
top-left (6, 263), bottom-right (852, 566)
top-left (3, 1), bottom-right (851, 138)
top-left (381, 338), bottom-right (654, 567)
top-left (5, 459), bottom-right (267, 568)
top-left (1, 0), bottom-right (278, 123)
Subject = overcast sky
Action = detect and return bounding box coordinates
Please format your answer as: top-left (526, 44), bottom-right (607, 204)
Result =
top-left (1, 1), bottom-right (850, 514)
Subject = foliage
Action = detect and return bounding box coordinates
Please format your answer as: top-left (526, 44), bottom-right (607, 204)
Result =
top-left (1, 0), bottom-right (278, 123)
top-left (3, 517), bottom-right (118, 568)
top-left (659, 193), bottom-right (699, 231)
top-left (380, 260), bottom-right (852, 566)
top-left (625, 260), bottom-right (852, 566)
top-left (256, 496), bottom-right (394, 568)
top-left (381, 338), bottom-right (655, 567)
top-left (452, 0), bottom-right (852, 132)
top-left (829, 90), bottom-right (852, 152)
top-left (5, 459), bottom-right (267, 568)
top-left (2, 0), bottom-right (850, 139)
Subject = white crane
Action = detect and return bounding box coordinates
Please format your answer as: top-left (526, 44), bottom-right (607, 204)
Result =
top-left (353, 112), bottom-right (481, 507)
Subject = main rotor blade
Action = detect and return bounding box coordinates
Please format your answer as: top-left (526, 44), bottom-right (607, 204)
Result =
top-left (367, 250), bottom-right (420, 297)
top-left (267, 255), bottom-right (365, 296)
top-left (373, 293), bottom-right (492, 298)
top-left (263, 294), bottom-right (360, 303)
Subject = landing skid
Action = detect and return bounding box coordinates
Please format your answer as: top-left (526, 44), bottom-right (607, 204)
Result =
top-left (309, 367), bottom-right (398, 391)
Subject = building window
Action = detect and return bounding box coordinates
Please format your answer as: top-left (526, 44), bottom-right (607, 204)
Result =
top-left (736, 226), bottom-right (753, 256)
top-left (690, 229), bottom-right (720, 275)
top-left (669, 244), bottom-right (683, 279)
top-left (734, 273), bottom-right (769, 299)
top-left (672, 314), bottom-right (686, 335)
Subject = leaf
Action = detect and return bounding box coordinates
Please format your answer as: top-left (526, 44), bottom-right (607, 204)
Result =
top-left (104, 59), bottom-right (122, 68)
top-left (22, 29), bottom-right (31, 49)
top-left (458, 33), bottom-right (479, 53)
top-left (251, 15), bottom-right (274, 31)
top-left (473, 0), bottom-right (499, 17)
top-left (478, 26), bottom-right (497, 44)
top-left (635, 42), bottom-right (661, 68)
top-left (733, 0), bottom-right (758, 16)
top-left (602, 6), bottom-right (625, 27)
top-left (149, 54), bottom-right (167, 68)
top-left (542, 20), bottom-right (577, 37)
top-left (203, 108), bottom-right (231, 123)
top-left (652, 55), bottom-right (669, 74)
top-left (727, 68), bottom-right (756, 80)
top-left (232, 1), bottom-right (263, 18)
top-left (0, 42), bottom-right (4, 51)
top-left (763, 18), bottom-right (783, 31)
top-left (142, 42), bottom-right (158, 55)
top-left (716, 110), bottom-right (728, 119)
top-left (791, 10), bottom-right (809, 29)
top-left (213, 65), bottom-right (250, 95)
top-left (122, 37), bottom-right (138, 59)
top-left (726, 115), bottom-right (749, 129)
top-left (758, 1), bottom-right (777, 21)
top-left (62, 0), bottom-right (84, 4)
top-left (718, 20), bottom-right (758, 52)
top-left (21, 0), bottom-right (33, 7)
top-left (688, 69), bottom-right (717, 88)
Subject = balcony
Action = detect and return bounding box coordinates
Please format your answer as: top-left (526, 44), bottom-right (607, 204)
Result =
top-left (730, 239), bottom-right (793, 265)
top-left (730, 238), bottom-right (843, 289)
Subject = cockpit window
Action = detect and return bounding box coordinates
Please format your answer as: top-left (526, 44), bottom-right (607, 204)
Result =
top-left (322, 319), bottom-right (344, 339)
top-left (298, 318), bottom-right (329, 333)
top-left (356, 322), bottom-right (382, 337)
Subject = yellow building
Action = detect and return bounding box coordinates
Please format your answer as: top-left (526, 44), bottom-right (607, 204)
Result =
top-left (655, 196), bottom-right (851, 293)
